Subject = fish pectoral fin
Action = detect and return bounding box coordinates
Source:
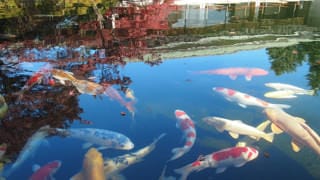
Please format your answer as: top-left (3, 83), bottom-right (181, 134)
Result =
top-left (234, 162), bottom-right (246, 167)
top-left (229, 75), bottom-right (237, 80)
top-left (82, 142), bottom-right (93, 149)
top-left (229, 132), bottom-right (239, 139)
top-left (238, 103), bottom-right (247, 108)
top-left (271, 123), bottom-right (283, 134)
top-left (216, 167), bottom-right (227, 174)
top-left (235, 141), bottom-right (247, 147)
top-left (291, 140), bottom-right (302, 152)
top-left (294, 117), bottom-right (306, 124)
top-left (245, 75), bottom-right (252, 81)
top-left (215, 126), bottom-right (225, 133)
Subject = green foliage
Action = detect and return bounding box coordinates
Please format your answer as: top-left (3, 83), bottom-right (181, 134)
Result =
top-left (267, 42), bottom-right (320, 94)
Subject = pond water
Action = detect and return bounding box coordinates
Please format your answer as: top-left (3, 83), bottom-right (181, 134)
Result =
top-left (0, 0), bottom-right (320, 180)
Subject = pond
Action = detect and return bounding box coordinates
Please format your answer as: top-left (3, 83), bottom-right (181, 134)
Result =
top-left (0, 0), bottom-right (320, 180)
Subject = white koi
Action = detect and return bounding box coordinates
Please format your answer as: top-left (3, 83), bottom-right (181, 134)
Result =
top-left (265, 82), bottom-right (315, 95)
top-left (55, 128), bottom-right (134, 150)
top-left (104, 133), bottom-right (166, 179)
top-left (213, 87), bottom-right (290, 109)
top-left (203, 116), bottom-right (274, 143)
top-left (169, 110), bottom-right (196, 161)
top-left (264, 90), bottom-right (297, 99)
top-left (4, 126), bottom-right (51, 177)
top-left (174, 146), bottom-right (259, 180)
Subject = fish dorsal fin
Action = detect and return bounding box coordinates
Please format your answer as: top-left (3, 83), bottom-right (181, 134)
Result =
top-left (256, 120), bottom-right (271, 131)
top-left (271, 123), bottom-right (283, 134)
top-left (216, 167), bottom-right (227, 174)
top-left (291, 140), bottom-right (302, 152)
top-left (229, 132), bottom-right (239, 139)
top-left (294, 117), bottom-right (305, 124)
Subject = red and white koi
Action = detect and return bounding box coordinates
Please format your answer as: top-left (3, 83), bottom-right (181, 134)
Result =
top-left (17, 64), bottom-right (54, 99)
top-left (174, 146), bottom-right (259, 180)
top-left (29, 160), bottom-right (61, 180)
top-left (213, 87), bottom-right (290, 109)
top-left (169, 110), bottom-right (196, 161)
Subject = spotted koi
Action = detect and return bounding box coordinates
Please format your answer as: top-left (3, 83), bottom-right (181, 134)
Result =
top-left (169, 110), bottom-right (196, 161)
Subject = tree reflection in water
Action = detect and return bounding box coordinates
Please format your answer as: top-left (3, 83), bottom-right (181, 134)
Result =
top-left (267, 41), bottom-right (320, 94)
top-left (0, 0), bottom-right (179, 165)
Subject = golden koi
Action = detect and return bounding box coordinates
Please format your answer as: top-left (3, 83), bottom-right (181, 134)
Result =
top-left (71, 148), bottom-right (105, 180)
top-left (264, 108), bottom-right (320, 155)
top-left (51, 69), bottom-right (77, 85)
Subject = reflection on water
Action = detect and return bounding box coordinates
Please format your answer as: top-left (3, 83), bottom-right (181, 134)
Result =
top-left (0, 0), bottom-right (320, 179)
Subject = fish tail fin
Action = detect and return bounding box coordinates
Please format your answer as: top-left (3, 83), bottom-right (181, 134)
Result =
top-left (269, 103), bottom-right (291, 109)
top-left (263, 133), bottom-right (274, 143)
top-left (174, 164), bottom-right (193, 180)
top-left (306, 90), bottom-right (316, 96)
top-left (169, 148), bottom-right (185, 161)
top-left (125, 101), bottom-right (136, 119)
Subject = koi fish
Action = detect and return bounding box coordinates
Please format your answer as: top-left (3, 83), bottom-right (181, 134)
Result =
top-left (264, 108), bottom-right (320, 155)
top-left (169, 110), bottom-right (196, 161)
top-left (54, 128), bottom-right (134, 150)
top-left (264, 90), bottom-right (297, 99)
top-left (104, 86), bottom-right (136, 118)
top-left (71, 148), bottom-right (105, 180)
top-left (203, 116), bottom-right (274, 143)
top-left (0, 95), bottom-right (8, 119)
top-left (51, 68), bottom-right (77, 85)
top-left (265, 82), bottom-right (315, 95)
top-left (213, 87), bottom-right (290, 109)
top-left (71, 79), bottom-right (105, 96)
top-left (125, 88), bottom-right (136, 101)
top-left (104, 133), bottom-right (166, 179)
top-left (71, 78), bottom-right (135, 117)
top-left (194, 67), bottom-right (268, 81)
top-left (29, 160), bottom-right (61, 180)
top-left (17, 65), bottom-right (54, 99)
top-left (4, 126), bottom-right (51, 177)
top-left (174, 146), bottom-right (259, 180)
